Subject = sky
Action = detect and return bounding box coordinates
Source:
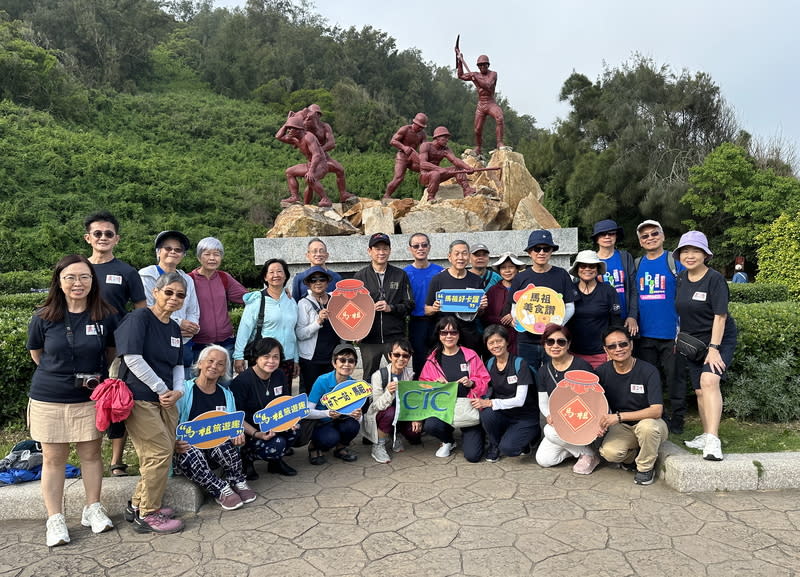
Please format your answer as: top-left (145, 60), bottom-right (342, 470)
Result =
top-left (214, 0), bottom-right (799, 155)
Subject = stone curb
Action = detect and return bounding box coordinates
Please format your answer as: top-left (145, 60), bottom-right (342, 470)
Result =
top-left (658, 440), bottom-right (800, 492)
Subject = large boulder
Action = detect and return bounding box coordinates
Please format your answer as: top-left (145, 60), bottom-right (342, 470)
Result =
top-left (266, 204), bottom-right (359, 237)
top-left (400, 191), bottom-right (511, 234)
top-left (512, 192), bottom-right (560, 230)
top-left (362, 205), bottom-right (395, 236)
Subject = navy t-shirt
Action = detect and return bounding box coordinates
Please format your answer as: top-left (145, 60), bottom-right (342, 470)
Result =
top-left (488, 356), bottom-right (537, 417)
top-left (27, 310), bottom-right (116, 403)
top-left (439, 349), bottom-right (471, 397)
top-left (116, 307), bottom-right (182, 402)
top-left (229, 368), bottom-right (289, 427)
top-left (426, 270), bottom-right (485, 348)
top-left (675, 269), bottom-right (735, 343)
top-left (567, 282), bottom-right (621, 355)
top-left (537, 356), bottom-right (594, 396)
top-left (595, 359), bottom-right (662, 419)
top-left (93, 258), bottom-right (146, 320)
top-left (189, 386), bottom-right (228, 420)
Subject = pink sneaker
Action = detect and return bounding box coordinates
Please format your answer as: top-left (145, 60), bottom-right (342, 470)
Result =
top-left (125, 500), bottom-right (176, 522)
top-left (133, 512), bottom-right (184, 534)
top-left (233, 481), bottom-right (257, 504)
top-left (573, 453), bottom-right (600, 475)
top-left (216, 485), bottom-right (243, 511)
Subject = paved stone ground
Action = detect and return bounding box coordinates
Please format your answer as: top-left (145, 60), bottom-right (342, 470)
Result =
top-left (3, 439), bottom-right (800, 577)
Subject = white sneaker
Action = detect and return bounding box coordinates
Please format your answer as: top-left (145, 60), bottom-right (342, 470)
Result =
top-left (81, 502), bottom-right (113, 534)
top-left (46, 513), bottom-right (70, 547)
top-left (371, 443), bottom-right (391, 464)
top-left (435, 442), bottom-right (455, 458)
top-left (684, 433), bottom-right (708, 449)
top-left (392, 437), bottom-right (405, 453)
top-left (703, 434), bottom-right (724, 461)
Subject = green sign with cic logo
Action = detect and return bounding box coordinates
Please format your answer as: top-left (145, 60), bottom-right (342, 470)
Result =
top-left (396, 380), bottom-right (458, 424)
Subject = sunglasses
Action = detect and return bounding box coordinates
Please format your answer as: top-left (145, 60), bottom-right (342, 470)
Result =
top-left (639, 231), bottom-right (661, 240)
top-left (439, 330), bottom-right (458, 336)
top-left (391, 352), bottom-right (411, 359)
top-left (90, 230), bottom-right (116, 239)
top-left (161, 246), bottom-right (185, 254)
top-left (544, 337), bottom-right (568, 347)
top-left (604, 341), bottom-right (631, 351)
top-left (161, 289), bottom-right (186, 299)
top-left (410, 242), bottom-right (429, 249)
top-left (578, 264), bottom-right (598, 269)
top-left (599, 231), bottom-right (616, 237)
top-left (530, 246), bottom-right (554, 253)
top-left (336, 357), bottom-right (356, 365)
top-left (308, 277), bottom-right (328, 283)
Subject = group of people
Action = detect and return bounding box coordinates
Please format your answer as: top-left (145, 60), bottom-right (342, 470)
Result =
top-left (25, 210), bottom-right (736, 548)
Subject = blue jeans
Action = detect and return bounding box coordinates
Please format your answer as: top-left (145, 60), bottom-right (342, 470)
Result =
top-left (423, 417), bottom-right (485, 462)
top-left (480, 409), bottom-right (540, 456)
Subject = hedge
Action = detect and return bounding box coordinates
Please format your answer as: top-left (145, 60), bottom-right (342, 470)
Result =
top-left (0, 271), bottom-right (50, 295)
top-left (728, 282), bottom-right (790, 304)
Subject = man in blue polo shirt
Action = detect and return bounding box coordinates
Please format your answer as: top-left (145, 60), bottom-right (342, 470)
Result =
top-left (634, 219), bottom-right (685, 434)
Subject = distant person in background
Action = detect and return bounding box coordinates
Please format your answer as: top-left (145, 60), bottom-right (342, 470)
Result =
top-left (83, 211), bottom-right (146, 478)
top-left (469, 243), bottom-right (501, 289)
top-left (292, 238), bottom-right (342, 302)
top-left (592, 219), bottom-right (638, 334)
top-left (404, 232), bottom-right (443, 378)
top-left (189, 237), bottom-right (247, 363)
top-left (483, 252), bottom-right (524, 355)
top-left (384, 113), bottom-right (428, 199)
top-left (732, 264), bottom-right (748, 283)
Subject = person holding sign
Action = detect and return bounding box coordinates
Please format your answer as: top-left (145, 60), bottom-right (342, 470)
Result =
top-left (474, 325), bottom-right (539, 462)
top-left (306, 344), bottom-right (364, 465)
top-left (230, 337), bottom-right (298, 479)
top-left (175, 346), bottom-right (256, 511)
top-left (115, 272), bottom-right (187, 534)
top-left (534, 324), bottom-right (599, 474)
top-left (419, 316), bottom-right (490, 461)
top-left (363, 338), bottom-right (422, 464)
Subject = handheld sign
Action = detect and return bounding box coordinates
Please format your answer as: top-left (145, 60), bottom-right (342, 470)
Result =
top-left (253, 394), bottom-right (309, 432)
top-left (512, 284), bottom-right (566, 334)
top-left (176, 410), bottom-right (245, 449)
top-left (320, 379), bottom-right (372, 414)
top-left (436, 289), bottom-right (484, 314)
top-left (396, 381), bottom-right (458, 425)
top-left (549, 370), bottom-right (608, 446)
top-left (328, 279), bottom-right (376, 341)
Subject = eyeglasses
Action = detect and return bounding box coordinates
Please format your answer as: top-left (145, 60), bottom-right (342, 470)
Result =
top-left (544, 337), bottom-right (568, 347)
top-left (530, 246), bottom-right (554, 253)
top-left (439, 330), bottom-right (458, 336)
top-left (90, 230), bottom-right (116, 239)
top-left (599, 232), bottom-right (616, 237)
top-left (391, 352), bottom-right (411, 359)
top-left (639, 231), bottom-right (660, 240)
top-left (308, 277), bottom-right (327, 283)
top-left (410, 242), bottom-right (429, 249)
top-left (604, 341), bottom-right (630, 351)
top-left (161, 289), bottom-right (187, 299)
top-left (161, 246), bottom-right (185, 254)
top-left (336, 357), bottom-right (356, 365)
top-left (61, 274), bottom-right (93, 284)
top-left (578, 264), bottom-right (598, 269)
top-left (308, 250), bottom-right (328, 255)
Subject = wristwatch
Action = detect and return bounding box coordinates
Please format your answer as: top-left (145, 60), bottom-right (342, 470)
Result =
top-left (708, 344), bottom-right (720, 350)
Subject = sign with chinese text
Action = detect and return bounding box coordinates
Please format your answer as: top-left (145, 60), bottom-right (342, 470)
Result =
top-left (320, 379), bottom-right (372, 414)
top-left (176, 410), bottom-right (245, 449)
top-left (436, 289), bottom-right (484, 314)
top-left (512, 284), bottom-right (566, 334)
top-left (253, 394), bottom-right (309, 432)
top-left (396, 380), bottom-right (458, 425)
top-left (549, 370), bottom-right (608, 445)
top-left (328, 279), bottom-right (375, 341)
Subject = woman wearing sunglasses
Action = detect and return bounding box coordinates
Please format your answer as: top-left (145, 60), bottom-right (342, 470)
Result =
top-left (295, 266), bottom-right (340, 394)
top-left (419, 316), bottom-right (490, 461)
top-left (535, 324), bottom-right (600, 474)
top-left (305, 344), bottom-right (363, 465)
top-left (362, 338), bottom-right (422, 464)
top-left (115, 272), bottom-right (188, 534)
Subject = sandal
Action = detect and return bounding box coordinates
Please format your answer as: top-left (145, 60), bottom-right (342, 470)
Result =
top-left (110, 464), bottom-right (129, 477)
top-left (308, 446), bottom-right (327, 466)
top-left (332, 447), bottom-right (358, 462)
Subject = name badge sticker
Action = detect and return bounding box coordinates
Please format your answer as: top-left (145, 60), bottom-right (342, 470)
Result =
top-left (274, 386), bottom-right (283, 395)
top-left (85, 324), bottom-right (98, 336)
top-left (171, 337), bottom-right (181, 348)
top-left (631, 384), bottom-right (645, 394)
top-left (507, 375), bottom-right (518, 384)
top-left (460, 363), bottom-right (469, 372)
top-left (692, 291), bottom-right (707, 301)
top-left (106, 274), bottom-right (123, 285)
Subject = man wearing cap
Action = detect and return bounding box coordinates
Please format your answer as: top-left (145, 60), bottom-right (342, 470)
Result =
top-left (384, 114), bottom-right (428, 199)
top-left (353, 233), bottom-right (414, 380)
top-left (302, 104), bottom-right (354, 203)
top-left (139, 231), bottom-right (200, 377)
top-left (592, 219), bottom-right (638, 334)
top-left (275, 113), bottom-right (334, 207)
top-left (292, 238), bottom-right (342, 302)
top-left (404, 232), bottom-right (443, 378)
top-left (634, 219), bottom-right (685, 434)
top-left (425, 240), bottom-right (489, 355)
top-left (455, 51), bottom-right (505, 157)
top-left (470, 244), bottom-right (501, 290)
top-left (502, 230), bottom-right (578, 371)
top-left (419, 126), bottom-right (477, 201)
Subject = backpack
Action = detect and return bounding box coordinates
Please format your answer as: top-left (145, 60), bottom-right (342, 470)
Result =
top-left (635, 253), bottom-right (677, 277)
top-left (486, 356), bottom-right (524, 374)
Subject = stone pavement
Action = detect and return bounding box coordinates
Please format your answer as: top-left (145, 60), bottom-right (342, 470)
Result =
top-left (3, 439), bottom-right (800, 577)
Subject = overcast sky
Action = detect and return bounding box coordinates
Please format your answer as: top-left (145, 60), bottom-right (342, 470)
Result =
top-left (214, 0), bottom-right (798, 153)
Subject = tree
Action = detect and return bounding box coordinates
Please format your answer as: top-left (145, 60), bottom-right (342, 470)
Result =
top-left (757, 213), bottom-right (800, 299)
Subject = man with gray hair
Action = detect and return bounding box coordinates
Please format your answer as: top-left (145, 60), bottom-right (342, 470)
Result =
top-left (292, 238), bottom-right (342, 302)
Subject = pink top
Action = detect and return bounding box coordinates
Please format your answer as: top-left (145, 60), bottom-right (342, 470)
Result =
top-left (189, 269), bottom-right (247, 344)
top-left (419, 346), bottom-right (490, 399)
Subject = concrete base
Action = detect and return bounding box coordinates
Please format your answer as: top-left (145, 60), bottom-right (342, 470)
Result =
top-left (0, 475), bottom-right (204, 521)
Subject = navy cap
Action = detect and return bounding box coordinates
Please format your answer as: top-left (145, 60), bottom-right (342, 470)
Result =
top-left (525, 230), bottom-right (559, 252)
top-left (591, 219), bottom-right (624, 242)
top-left (155, 230), bottom-right (190, 251)
top-left (368, 232), bottom-right (391, 248)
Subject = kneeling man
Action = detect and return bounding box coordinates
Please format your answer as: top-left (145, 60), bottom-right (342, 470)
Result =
top-left (597, 326), bottom-right (668, 485)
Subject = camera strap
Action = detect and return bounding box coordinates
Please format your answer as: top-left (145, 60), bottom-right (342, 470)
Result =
top-left (64, 311), bottom-right (105, 373)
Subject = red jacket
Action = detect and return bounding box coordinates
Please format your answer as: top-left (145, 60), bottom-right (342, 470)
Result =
top-left (418, 346), bottom-right (490, 399)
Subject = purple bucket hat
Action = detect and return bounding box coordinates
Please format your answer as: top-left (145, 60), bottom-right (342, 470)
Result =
top-left (673, 231), bottom-right (712, 261)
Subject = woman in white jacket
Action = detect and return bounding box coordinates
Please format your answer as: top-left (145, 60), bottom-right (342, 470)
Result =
top-left (295, 266), bottom-right (340, 393)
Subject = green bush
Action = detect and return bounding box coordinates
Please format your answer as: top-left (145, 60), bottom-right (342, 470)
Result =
top-left (728, 282), bottom-right (790, 303)
top-left (0, 307), bottom-right (35, 425)
top-left (0, 271), bottom-right (50, 295)
top-left (757, 213), bottom-right (800, 299)
top-left (0, 293), bottom-right (46, 311)
top-left (725, 301), bottom-right (800, 421)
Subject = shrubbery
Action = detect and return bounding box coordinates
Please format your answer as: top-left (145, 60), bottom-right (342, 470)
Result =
top-left (757, 212), bottom-right (800, 300)
top-left (0, 272), bottom-right (50, 295)
top-left (728, 282), bottom-right (790, 304)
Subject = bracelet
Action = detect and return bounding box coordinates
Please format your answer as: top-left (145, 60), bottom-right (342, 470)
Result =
top-left (252, 431), bottom-right (259, 439)
top-left (617, 411), bottom-right (622, 423)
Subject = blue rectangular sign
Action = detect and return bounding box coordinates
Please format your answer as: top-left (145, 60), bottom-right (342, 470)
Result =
top-left (253, 394), bottom-right (310, 432)
top-left (176, 411), bottom-right (245, 445)
top-left (436, 289), bottom-right (484, 313)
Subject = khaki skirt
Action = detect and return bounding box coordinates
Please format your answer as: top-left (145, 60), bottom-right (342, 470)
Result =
top-left (27, 399), bottom-right (103, 443)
